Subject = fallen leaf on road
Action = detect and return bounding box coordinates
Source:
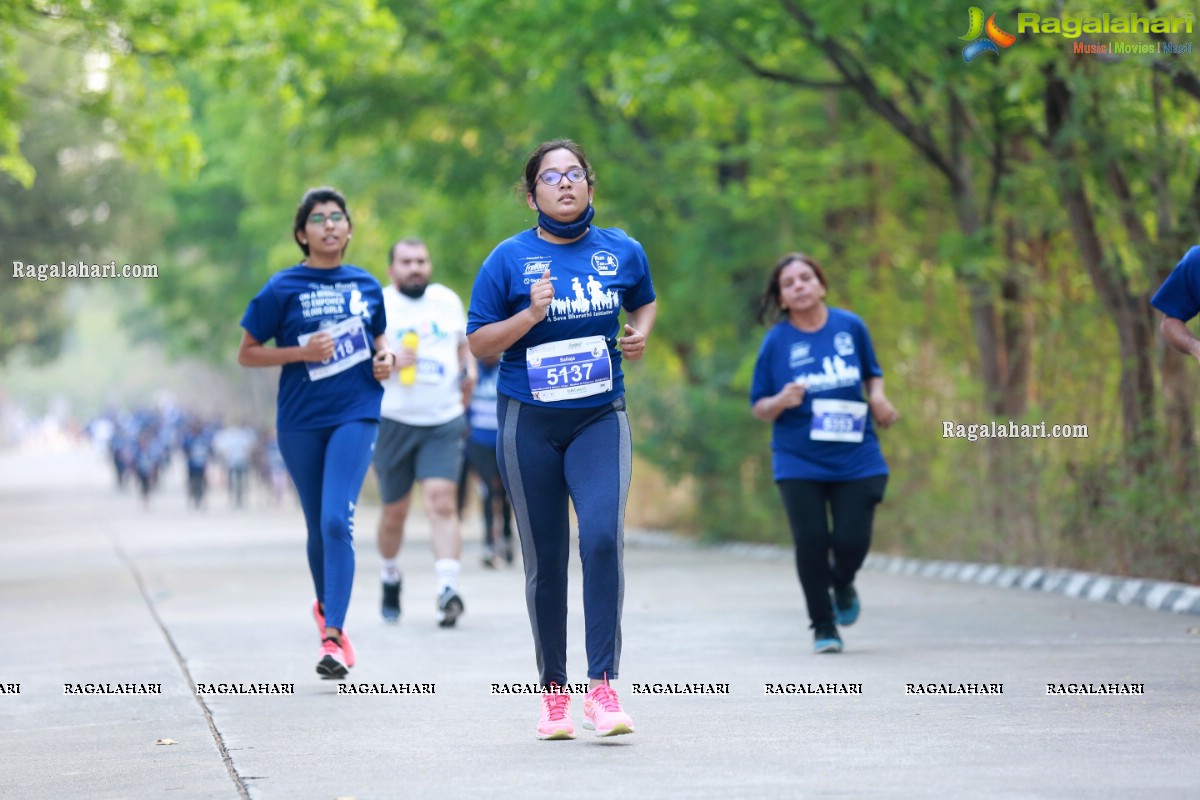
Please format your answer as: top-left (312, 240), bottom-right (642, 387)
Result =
top-left (155, 739), bottom-right (177, 746)
top-left (1187, 627), bottom-right (1200, 635)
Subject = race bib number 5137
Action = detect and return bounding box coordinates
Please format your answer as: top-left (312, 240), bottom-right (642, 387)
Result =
top-left (526, 335), bottom-right (612, 402)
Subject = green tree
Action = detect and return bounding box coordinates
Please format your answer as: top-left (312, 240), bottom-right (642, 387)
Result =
top-left (0, 31), bottom-right (166, 364)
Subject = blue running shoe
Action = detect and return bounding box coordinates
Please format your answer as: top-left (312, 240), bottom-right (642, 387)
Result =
top-left (813, 624), bottom-right (843, 654)
top-left (833, 583), bottom-right (860, 626)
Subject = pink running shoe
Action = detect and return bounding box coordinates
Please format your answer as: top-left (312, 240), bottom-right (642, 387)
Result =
top-left (316, 637), bottom-right (348, 679)
top-left (582, 682), bottom-right (634, 737)
top-left (536, 692), bottom-right (576, 740)
top-left (312, 600), bottom-right (355, 668)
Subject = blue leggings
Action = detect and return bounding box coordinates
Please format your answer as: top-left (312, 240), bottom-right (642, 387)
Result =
top-left (277, 421), bottom-right (378, 631)
top-left (498, 396), bottom-right (631, 686)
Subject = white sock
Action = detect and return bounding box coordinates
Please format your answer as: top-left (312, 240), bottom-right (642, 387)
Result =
top-left (381, 559), bottom-right (401, 584)
top-left (435, 558), bottom-right (461, 593)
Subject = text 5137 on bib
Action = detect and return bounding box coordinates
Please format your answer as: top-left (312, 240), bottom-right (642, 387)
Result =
top-left (526, 335), bottom-right (612, 402)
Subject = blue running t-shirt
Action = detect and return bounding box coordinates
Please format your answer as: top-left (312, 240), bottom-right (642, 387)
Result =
top-left (750, 308), bottom-right (888, 481)
top-left (467, 227), bottom-right (656, 408)
top-left (467, 359), bottom-right (501, 447)
top-left (241, 264), bottom-right (387, 431)
top-left (1150, 246), bottom-right (1200, 321)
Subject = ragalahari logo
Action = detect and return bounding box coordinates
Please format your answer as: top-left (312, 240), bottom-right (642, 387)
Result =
top-left (961, 7), bottom-right (1017, 62)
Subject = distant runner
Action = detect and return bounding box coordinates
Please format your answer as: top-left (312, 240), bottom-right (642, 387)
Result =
top-left (750, 252), bottom-right (898, 655)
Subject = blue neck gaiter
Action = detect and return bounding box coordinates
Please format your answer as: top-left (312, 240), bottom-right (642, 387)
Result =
top-left (537, 203), bottom-right (594, 240)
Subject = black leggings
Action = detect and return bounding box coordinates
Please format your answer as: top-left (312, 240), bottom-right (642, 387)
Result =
top-left (777, 474), bottom-right (888, 629)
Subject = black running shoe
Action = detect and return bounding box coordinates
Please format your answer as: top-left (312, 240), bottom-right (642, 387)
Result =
top-left (832, 583), bottom-right (860, 626)
top-left (437, 587), bottom-right (464, 628)
top-left (813, 623), bottom-right (843, 654)
top-left (381, 579), bottom-right (401, 623)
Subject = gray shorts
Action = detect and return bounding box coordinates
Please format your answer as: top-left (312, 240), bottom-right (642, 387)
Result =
top-left (373, 416), bottom-right (466, 504)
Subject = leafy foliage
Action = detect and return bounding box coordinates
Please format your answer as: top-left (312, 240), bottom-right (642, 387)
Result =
top-left (4, 0), bottom-right (1199, 579)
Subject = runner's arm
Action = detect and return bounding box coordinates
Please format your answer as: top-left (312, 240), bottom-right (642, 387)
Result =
top-left (469, 268), bottom-right (553, 358)
top-left (866, 377), bottom-right (899, 428)
top-left (468, 312), bottom-right (539, 359)
top-left (237, 330), bottom-right (332, 368)
top-left (459, 335), bottom-right (477, 406)
top-left (1160, 316), bottom-right (1200, 361)
top-left (753, 382), bottom-right (806, 422)
top-left (373, 334), bottom-right (397, 379)
top-left (619, 301), bottom-right (657, 361)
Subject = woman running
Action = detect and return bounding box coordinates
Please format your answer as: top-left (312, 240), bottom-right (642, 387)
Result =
top-left (467, 139), bottom-right (657, 739)
top-left (237, 187), bottom-right (395, 678)
top-left (750, 252), bottom-right (899, 654)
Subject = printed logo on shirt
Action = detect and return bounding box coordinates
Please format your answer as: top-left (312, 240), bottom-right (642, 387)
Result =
top-left (794, 356), bottom-right (862, 393)
top-left (523, 258), bottom-right (554, 284)
top-left (300, 282), bottom-right (372, 323)
top-left (834, 332), bottom-right (856, 357)
top-left (789, 342), bottom-right (813, 368)
top-left (591, 251), bottom-right (619, 276)
top-left (546, 274), bottom-right (621, 322)
top-left (396, 319), bottom-right (451, 343)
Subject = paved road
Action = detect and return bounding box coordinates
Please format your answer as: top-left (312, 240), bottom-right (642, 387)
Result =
top-left (2, 445), bottom-right (1198, 799)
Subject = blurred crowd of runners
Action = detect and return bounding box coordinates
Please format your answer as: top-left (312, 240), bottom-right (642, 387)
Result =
top-left (85, 406), bottom-right (288, 510)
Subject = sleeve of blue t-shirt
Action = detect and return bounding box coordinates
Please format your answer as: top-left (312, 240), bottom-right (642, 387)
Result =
top-left (1150, 246), bottom-right (1200, 322)
top-left (368, 281), bottom-right (387, 339)
top-left (466, 249), bottom-right (512, 335)
top-left (749, 328), bottom-right (779, 406)
top-left (241, 276), bottom-right (283, 345)
top-left (854, 315), bottom-right (884, 379)
top-left (622, 241), bottom-right (657, 311)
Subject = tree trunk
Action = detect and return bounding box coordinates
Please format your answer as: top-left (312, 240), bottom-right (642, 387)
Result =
top-left (1001, 218), bottom-right (1032, 419)
top-left (1043, 67), bottom-right (1157, 472)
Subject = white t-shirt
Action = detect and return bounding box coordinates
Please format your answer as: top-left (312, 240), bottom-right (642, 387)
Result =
top-left (379, 283), bottom-right (467, 426)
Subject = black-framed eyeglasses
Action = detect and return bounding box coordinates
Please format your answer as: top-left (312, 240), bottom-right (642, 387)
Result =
top-left (538, 167), bottom-right (588, 187)
top-left (307, 212), bottom-right (347, 226)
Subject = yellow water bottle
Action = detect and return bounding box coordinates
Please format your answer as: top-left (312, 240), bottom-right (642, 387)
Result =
top-left (399, 331), bottom-right (419, 385)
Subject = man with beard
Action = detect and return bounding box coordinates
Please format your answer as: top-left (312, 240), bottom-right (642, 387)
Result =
top-left (374, 239), bottom-right (476, 626)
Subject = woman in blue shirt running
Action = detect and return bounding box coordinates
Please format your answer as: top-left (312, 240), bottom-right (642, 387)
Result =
top-left (750, 252), bottom-right (899, 655)
top-left (467, 139), bottom-right (656, 739)
top-left (237, 187), bottom-right (395, 679)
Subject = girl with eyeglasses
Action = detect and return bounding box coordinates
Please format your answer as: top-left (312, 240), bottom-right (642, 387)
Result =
top-left (467, 139), bottom-right (657, 739)
top-left (237, 187), bottom-right (396, 678)
top-left (750, 253), bottom-right (899, 655)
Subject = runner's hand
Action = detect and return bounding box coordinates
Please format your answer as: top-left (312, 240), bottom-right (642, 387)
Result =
top-left (776, 381), bottom-right (806, 411)
top-left (373, 350), bottom-right (395, 381)
top-left (528, 269), bottom-right (554, 323)
top-left (870, 396), bottom-right (900, 428)
top-left (299, 332), bottom-right (334, 363)
top-left (617, 323), bottom-right (647, 361)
